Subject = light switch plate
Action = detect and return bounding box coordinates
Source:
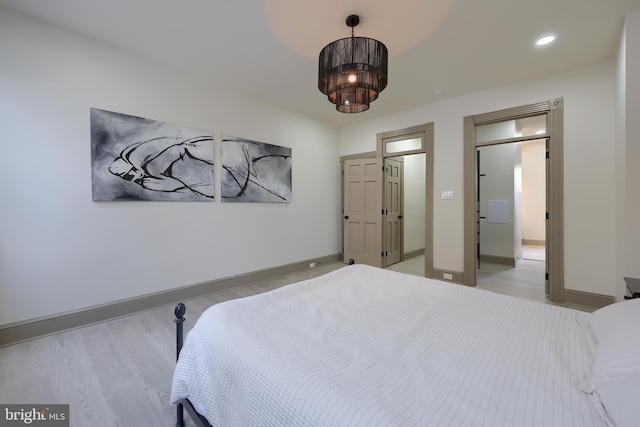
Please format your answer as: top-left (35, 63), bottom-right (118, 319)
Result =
top-left (441, 191), bottom-right (454, 200)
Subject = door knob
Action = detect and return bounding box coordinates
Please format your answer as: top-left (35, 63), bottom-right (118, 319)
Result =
top-left (344, 215), bottom-right (349, 220)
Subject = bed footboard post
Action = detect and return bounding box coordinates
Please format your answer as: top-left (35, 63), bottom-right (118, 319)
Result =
top-left (174, 303), bottom-right (186, 427)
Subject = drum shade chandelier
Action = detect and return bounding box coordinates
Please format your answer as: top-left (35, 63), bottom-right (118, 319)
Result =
top-left (318, 15), bottom-right (388, 113)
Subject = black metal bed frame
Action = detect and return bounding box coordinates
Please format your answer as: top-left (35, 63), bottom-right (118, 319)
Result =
top-left (174, 303), bottom-right (213, 427)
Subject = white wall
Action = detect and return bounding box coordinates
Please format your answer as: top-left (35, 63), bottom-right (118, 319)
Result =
top-left (340, 59), bottom-right (617, 296)
top-left (478, 143), bottom-right (520, 259)
top-left (403, 153), bottom-right (426, 254)
top-left (513, 143), bottom-right (522, 259)
top-left (522, 140), bottom-right (546, 242)
top-left (2, 7), bottom-right (634, 327)
top-left (0, 8), bottom-right (341, 326)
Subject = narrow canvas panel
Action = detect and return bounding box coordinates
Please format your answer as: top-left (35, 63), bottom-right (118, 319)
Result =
top-left (221, 135), bottom-right (291, 203)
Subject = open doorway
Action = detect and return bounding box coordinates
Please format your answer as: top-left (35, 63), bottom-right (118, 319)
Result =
top-left (384, 153), bottom-right (426, 276)
top-left (340, 123), bottom-right (434, 278)
top-left (378, 125), bottom-right (433, 278)
top-left (464, 98), bottom-right (565, 303)
top-left (476, 137), bottom-right (547, 301)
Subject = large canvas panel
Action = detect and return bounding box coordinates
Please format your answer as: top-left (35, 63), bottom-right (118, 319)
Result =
top-left (91, 108), bottom-right (214, 201)
top-left (221, 135), bottom-right (292, 203)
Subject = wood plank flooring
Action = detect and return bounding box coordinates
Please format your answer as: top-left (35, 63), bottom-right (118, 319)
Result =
top-left (388, 251), bottom-right (593, 312)
top-left (0, 255), bottom-right (588, 427)
top-left (0, 263), bottom-right (344, 427)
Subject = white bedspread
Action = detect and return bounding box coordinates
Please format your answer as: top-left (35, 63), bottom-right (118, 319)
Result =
top-left (170, 264), bottom-right (604, 426)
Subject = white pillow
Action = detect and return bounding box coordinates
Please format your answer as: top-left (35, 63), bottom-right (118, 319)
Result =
top-left (582, 298), bottom-right (640, 427)
top-left (594, 373), bottom-right (640, 427)
top-left (587, 297), bottom-right (640, 380)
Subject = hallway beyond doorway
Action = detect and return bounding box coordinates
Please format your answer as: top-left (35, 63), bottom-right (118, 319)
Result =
top-left (522, 245), bottom-right (545, 261)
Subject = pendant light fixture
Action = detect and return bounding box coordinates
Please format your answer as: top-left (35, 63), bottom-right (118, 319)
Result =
top-left (318, 15), bottom-right (388, 113)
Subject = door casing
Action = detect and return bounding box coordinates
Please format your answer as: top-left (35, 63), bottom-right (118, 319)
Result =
top-left (340, 122), bottom-right (434, 277)
top-left (463, 98), bottom-right (564, 302)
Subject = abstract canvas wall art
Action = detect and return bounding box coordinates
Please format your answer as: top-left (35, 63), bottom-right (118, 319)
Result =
top-left (91, 108), bottom-right (214, 201)
top-left (221, 135), bottom-right (292, 202)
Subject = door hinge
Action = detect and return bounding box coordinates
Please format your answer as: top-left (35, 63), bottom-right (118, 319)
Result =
top-left (381, 251), bottom-right (384, 257)
top-left (546, 212), bottom-right (549, 220)
top-left (545, 272), bottom-right (549, 281)
top-left (546, 151), bottom-right (550, 159)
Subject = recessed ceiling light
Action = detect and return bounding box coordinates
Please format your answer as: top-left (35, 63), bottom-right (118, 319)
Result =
top-left (434, 89), bottom-right (445, 96)
top-left (536, 35), bottom-right (556, 47)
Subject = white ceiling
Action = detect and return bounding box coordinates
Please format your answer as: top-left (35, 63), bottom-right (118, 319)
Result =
top-left (2, 0), bottom-right (639, 125)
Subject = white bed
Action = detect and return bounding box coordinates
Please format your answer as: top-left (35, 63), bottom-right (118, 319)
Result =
top-left (170, 264), bottom-right (640, 427)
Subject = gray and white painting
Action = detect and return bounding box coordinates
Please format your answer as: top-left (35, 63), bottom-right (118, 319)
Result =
top-left (91, 108), bottom-right (214, 201)
top-left (221, 135), bottom-right (291, 202)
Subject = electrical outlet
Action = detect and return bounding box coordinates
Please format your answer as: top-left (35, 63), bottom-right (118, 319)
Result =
top-left (309, 262), bottom-right (315, 268)
top-left (443, 273), bottom-right (453, 280)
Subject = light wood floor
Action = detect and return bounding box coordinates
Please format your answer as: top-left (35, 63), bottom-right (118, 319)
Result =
top-left (0, 263), bottom-right (344, 427)
top-left (0, 254), bottom-right (586, 427)
top-left (388, 249), bottom-right (592, 312)
top-left (389, 253), bottom-right (550, 303)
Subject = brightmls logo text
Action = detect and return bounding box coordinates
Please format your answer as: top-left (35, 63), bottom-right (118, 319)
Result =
top-left (1, 405), bottom-right (68, 426)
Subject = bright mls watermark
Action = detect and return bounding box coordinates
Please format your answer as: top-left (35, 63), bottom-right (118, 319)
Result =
top-left (1, 405), bottom-right (68, 426)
